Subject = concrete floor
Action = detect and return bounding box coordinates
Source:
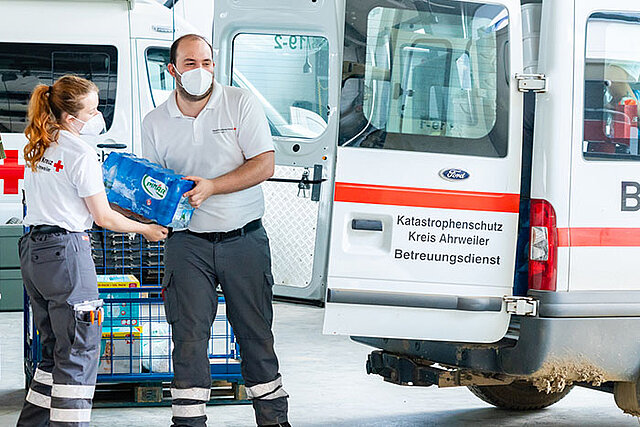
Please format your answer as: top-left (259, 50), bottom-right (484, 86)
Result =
top-left (0, 303), bottom-right (638, 426)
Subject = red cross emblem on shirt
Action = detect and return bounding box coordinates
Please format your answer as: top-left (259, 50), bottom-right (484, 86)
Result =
top-left (0, 150), bottom-right (25, 194)
top-left (53, 160), bottom-right (64, 172)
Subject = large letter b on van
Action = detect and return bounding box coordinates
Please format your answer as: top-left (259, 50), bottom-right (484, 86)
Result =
top-left (621, 182), bottom-right (640, 211)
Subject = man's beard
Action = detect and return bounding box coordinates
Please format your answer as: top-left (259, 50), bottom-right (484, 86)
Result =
top-left (176, 74), bottom-right (214, 102)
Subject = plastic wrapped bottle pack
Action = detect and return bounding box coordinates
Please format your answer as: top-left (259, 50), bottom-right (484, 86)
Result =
top-left (102, 152), bottom-right (195, 228)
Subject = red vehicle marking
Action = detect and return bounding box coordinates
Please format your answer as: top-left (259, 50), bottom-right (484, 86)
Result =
top-left (0, 150), bottom-right (25, 194)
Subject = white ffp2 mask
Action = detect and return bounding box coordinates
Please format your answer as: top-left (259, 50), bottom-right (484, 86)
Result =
top-left (175, 67), bottom-right (213, 97)
top-left (73, 112), bottom-right (106, 136)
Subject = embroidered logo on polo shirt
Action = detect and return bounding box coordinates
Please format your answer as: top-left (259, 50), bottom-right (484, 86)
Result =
top-left (211, 127), bottom-right (236, 135)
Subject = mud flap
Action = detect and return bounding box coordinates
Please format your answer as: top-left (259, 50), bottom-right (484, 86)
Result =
top-left (614, 380), bottom-right (640, 416)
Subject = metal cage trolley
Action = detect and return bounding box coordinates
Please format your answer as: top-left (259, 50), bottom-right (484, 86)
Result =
top-left (24, 227), bottom-right (247, 407)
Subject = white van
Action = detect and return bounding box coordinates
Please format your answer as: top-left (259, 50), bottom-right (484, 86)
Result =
top-left (4, 0), bottom-right (640, 414)
top-left (0, 0), bottom-right (195, 221)
top-left (212, 0), bottom-right (640, 415)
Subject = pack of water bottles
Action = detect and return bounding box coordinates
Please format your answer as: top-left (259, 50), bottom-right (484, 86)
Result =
top-left (102, 152), bottom-right (195, 228)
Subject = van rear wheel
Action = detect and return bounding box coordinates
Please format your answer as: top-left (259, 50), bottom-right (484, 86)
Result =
top-left (467, 381), bottom-right (573, 410)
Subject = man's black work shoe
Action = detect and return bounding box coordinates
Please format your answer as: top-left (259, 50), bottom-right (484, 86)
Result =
top-left (259, 423), bottom-right (291, 427)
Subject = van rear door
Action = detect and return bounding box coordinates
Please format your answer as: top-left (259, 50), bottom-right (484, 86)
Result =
top-left (571, 2), bottom-right (640, 292)
top-left (323, 0), bottom-right (524, 342)
top-left (212, 0), bottom-right (342, 301)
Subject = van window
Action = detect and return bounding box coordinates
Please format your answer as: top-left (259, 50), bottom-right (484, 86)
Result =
top-left (146, 47), bottom-right (174, 108)
top-left (0, 43), bottom-right (117, 134)
top-left (583, 13), bottom-right (640, 161)
top-left (231, 33), bottom-right (330, 140)
top-left (339, 1), bottom-right (510, 157)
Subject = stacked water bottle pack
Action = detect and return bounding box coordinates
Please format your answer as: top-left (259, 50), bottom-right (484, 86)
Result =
top-left (102, 152), bottom-right (195, 228)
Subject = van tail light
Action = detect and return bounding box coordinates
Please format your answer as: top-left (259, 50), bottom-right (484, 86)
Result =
top-left (528, 199), bottom-right (558, 291)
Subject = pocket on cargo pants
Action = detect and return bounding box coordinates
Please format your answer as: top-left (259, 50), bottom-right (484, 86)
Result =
top-left (162, 271), bottom-right (180, 324)
top-left (70, 308), bottom-right (102, 353)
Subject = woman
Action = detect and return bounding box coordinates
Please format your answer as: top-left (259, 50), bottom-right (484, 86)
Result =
top-left (17, 75), bottom-right (167, 427)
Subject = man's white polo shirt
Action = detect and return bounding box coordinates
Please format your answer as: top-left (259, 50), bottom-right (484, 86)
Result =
top-left (141, 82), bottom-right (274, 232)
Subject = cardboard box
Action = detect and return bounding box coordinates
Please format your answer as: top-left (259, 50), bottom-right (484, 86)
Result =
top-left (99, 326), bottom-right (142, 374)
top-left (98, 274), bottom-right (141, 327)
top-left (97, 274), bottom-right (140, 288)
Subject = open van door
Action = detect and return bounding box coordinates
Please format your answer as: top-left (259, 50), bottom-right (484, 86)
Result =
top-left (324, 0), bottom-right (524, 342)
top-left (212, 0), bottom-right (342, 301)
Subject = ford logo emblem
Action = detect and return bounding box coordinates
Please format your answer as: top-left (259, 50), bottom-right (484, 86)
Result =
top-left (439, 168), bottom-right (470, 181)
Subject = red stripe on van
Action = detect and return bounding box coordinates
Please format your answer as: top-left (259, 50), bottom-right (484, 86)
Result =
top-left (558, 228), bottom-right (640, 247)
top-left (334, 182), bottom-right (520, 213)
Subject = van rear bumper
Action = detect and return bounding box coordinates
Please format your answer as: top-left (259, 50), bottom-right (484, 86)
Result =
top-left (353, 290), bottom-right (640, 383)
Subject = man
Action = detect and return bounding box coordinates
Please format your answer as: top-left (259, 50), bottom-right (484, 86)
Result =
top-left (142, 34), bottom-right (290, 427)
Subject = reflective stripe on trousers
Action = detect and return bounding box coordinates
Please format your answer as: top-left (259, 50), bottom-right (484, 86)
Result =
top-left (34, 368), bottom-right (54, 386)
top-left (171, 387), bottom-right (211, 401)
top-left (52, 384), bottom-right (96, 399)
top-left (26, 389), bottom-right (51, 409)
top-left (25, 368), bottom-right (55, 409)
top-left (246, 376), bottom-right (289, 401)
top-left (50, 408), bottom-right (92, 423)
top-left (172, 403), bottom-right (207, 418)
top-left (171, 386), bottom-right (211, 421)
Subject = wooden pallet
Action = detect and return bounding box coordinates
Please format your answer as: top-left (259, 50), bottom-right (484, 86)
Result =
top-left (92, 380), bottom-right (249, 408)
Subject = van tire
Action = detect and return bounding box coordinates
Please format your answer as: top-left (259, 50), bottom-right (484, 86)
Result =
top-left (467, 381), bottom-right (573, 410)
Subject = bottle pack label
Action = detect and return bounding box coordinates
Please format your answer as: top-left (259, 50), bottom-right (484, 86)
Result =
top-left (142, 174), bottom-right (168, 200)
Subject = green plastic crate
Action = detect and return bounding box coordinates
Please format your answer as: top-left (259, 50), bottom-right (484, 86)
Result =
top-left (0, 269), bottom-right (23, 311)
top-left (0, 225), bottom-right (22, 269)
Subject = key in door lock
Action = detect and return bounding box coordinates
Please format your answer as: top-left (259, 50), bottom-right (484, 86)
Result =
top-left (297, 169), bottom-right (311, 198)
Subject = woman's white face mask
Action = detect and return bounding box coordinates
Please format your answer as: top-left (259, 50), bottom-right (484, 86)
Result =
top-left (72, 112), bottom-right (106, 136)
top-left (175, 67), bottom-right (213, 97)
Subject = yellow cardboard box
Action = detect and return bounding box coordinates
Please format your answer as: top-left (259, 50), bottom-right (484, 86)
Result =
top-left (99, 326), bottom-right (142, 374)
top-left (97, 274), bottom-right (140, 288)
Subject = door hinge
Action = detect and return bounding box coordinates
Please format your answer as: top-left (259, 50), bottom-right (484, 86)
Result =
top-left (515, 73), bottom-right (547, 93)
top-left (504, 296), bottom-right (538, 316)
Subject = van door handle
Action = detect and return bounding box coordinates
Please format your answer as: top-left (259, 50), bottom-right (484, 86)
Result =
top-left (97, 143), bottom-right (127, 149)
top-left (351, 219), bottom-right (383, 231)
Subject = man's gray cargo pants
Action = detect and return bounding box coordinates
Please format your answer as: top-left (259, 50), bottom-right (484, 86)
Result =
top-left (163, 222), bottom-right (288, 427)
top-left (17, 230), bottom-right (102, 427)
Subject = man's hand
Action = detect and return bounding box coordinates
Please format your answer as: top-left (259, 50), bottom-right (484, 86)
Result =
top-left (183, 176), bottom-right (215, 209)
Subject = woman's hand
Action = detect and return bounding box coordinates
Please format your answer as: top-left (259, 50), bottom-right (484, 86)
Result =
top-left (142, 223), bottom-right (169, 242)
top-left (85, 191), bottom-right (168, 238)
